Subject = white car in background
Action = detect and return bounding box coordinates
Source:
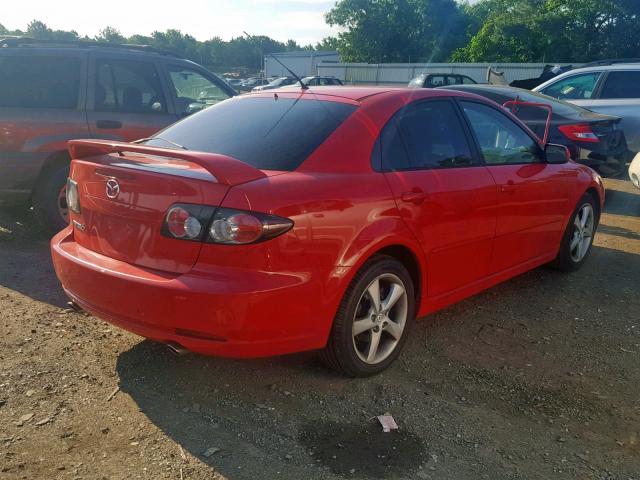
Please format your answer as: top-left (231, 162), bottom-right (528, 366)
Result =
top-left (534, 64), bottom-right (640, 156)
top-left (630, 152), bottom-right (640, 189)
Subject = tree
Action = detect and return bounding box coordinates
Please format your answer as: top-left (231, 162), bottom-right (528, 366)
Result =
top-left (325, 0), bottom-right (469, 62)
top-left (96, 26), bottom-right (126, 43)
top-left (452, 0), bottom-right (640, 62)
top-left (26, 20), bottom-right (51, 39)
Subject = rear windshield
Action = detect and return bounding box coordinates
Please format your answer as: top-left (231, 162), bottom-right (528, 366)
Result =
top-left (146, 96), bottom-right (357, 171)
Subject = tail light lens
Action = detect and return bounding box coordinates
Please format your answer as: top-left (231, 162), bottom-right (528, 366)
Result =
top-left (165, 206), bottom-right (203, 240)
top-left (162, 204), bottom-right (293, 245)
top-left (66, 178), bottom-right (81, 214)
top-left (207, 208), bottom-right (293, 245)
top-left (558, 124), bottom-right (600, 143)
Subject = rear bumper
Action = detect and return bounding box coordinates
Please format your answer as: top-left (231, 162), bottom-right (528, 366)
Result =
top-left (51, 227), bottom-right (338, 358)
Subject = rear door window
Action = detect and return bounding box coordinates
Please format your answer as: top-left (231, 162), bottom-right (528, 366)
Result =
top-left (379, 100), bottom-right (474, 171)
top-left (0, 56), bottom-right (81, 109)
top-left (167, 65), bottom-right (231, 115)
top-left (144, 96), bottom-right (357, 171)
top-left (599, 71), bottom-right (640, 99)
top-left (95, 59), bottom-right (167, 113)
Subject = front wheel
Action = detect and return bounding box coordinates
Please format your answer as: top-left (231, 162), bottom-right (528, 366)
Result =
top-left (552, 193), bottom-right (598, 272)
top-left (319, 256), bottom-right (415, 377)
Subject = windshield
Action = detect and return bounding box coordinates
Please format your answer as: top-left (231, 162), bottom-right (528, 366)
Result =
top-left (144, 96), bottom-right (357, 171)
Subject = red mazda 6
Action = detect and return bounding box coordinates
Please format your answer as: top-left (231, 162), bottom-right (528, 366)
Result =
top-left (51, 87), bottom-right (604, 376)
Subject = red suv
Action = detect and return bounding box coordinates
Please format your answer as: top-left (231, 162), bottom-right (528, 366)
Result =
top-left (0, 38), bottom-right (237, 233)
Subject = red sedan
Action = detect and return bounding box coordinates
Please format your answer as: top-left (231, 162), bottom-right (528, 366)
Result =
top-left (51, 87), bottom-right (604, 376)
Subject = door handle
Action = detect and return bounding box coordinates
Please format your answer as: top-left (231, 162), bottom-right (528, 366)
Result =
top-left (499, 181), bottom-right (516, 194)
top-left (96, 120), bottom-right (123, 129)
top-left (401, 188), bottom-right (429, 204)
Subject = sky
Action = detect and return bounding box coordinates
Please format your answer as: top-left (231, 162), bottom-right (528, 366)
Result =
top-left (1, 0), bottom-right (340, 45)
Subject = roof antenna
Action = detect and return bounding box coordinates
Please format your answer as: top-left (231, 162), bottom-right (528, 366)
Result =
top-left (243, 31), bottom-right (308, 91)
top-left (267, 53), bottom-right (308, 90)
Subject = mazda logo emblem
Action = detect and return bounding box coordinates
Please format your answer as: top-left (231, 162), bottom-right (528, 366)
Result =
top-left (105, 178), bottom-right (120, 199)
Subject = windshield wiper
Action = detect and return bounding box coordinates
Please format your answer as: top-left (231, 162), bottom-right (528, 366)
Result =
top-left (133, 136), bottom-right (188, 150)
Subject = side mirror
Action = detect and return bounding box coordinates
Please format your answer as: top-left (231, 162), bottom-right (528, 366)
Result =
top-left (545, 143), bottom-right (570, 164)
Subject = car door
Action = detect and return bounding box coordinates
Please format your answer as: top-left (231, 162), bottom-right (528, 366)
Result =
top-left (162, 63), bottom-right (234, 117)
top-left (87, 55), bottom-right (178, 142)
top-left (379, 99), bottom-right (498, 297)
top-left (0, 51), bottom-right (89, 192)
top-left (458, 100), bottom-right (571, 273)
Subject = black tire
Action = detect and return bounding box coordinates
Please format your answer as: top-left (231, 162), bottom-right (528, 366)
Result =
top-left (319, 255), bottom-right (416, 377)
top-left (32, 162), bottom-right (70, 235)
top-left (552, 192), bottom-right (599, 272)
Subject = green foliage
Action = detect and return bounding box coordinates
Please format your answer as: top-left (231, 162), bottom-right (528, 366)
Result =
top-left (0, 21), bottom-right (328, 73)
top-left (3, 0), bottom-right (639, 69)
top-left (453, 0), bottom-right (640, 62)
top-left (326, 0), bottom-right (468, 62)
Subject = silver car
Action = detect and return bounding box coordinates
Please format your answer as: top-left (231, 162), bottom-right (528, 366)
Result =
top-left (534, 64), bottom-right (640, 154)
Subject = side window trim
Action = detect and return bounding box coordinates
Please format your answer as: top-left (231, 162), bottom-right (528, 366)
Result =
top-left (455, 98), bottom-right (544, 166)
top-left (372, 97), bottom-right (481, 172)
top-left (592, 70), bottom-right (608, 99)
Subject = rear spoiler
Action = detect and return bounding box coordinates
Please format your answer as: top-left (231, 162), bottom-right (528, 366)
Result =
top-left (68, 139), bottom-right (266, 186)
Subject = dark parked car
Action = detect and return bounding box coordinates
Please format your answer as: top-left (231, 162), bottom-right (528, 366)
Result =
top-left (441, 85), bottom-right (630, 177)
top-left (0, 37), bottom-right (237, 233)
top-left (301, 76), bottom-right (344, 86)
top-left (509, 64), bottom-right (573, 90)
top-left (409, 73), bottom-right (477, 88)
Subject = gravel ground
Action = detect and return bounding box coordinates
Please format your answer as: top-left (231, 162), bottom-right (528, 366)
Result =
top-left (1, 178), bottom-right (639, 480)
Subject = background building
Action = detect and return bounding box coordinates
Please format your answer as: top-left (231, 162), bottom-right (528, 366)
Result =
top-left (264, 51), bottom-right (340, 78)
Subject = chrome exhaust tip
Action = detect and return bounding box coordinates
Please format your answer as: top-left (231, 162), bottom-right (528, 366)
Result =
top-left (67, 300), bottom-right (83, 312)
top-left (166, 342), bottom-right (190, 356)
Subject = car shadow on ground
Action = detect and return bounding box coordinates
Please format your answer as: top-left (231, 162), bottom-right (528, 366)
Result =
top-left (114, 243), bottom-right (640, 480)
top-left (604, 187), bottom-right (640, 216)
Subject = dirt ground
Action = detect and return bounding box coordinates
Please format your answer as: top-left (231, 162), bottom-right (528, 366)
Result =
top-left (1, 178), bottom-right (639, 480)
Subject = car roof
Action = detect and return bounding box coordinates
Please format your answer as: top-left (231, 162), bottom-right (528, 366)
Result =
top-left (253, 85), bottom-right (493, 102)
top-left (0, 37), bottom-right (180, 58)
top-left (541, 63), bottom-right (640, 79)
top-left (533, 63), bottom-right (640, 91)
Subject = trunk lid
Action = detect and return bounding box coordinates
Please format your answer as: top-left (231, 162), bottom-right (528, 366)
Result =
top-left (68, 140), bottom-right (267, 274)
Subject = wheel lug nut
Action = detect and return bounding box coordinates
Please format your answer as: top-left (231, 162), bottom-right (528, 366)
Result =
top-left (373, 326), bottom-right (380, 333)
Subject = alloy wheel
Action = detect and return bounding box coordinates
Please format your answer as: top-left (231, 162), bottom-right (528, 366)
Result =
top-left (352, 273), bottom-right (408, 365)
top-left (570, 203), bottom-right (594, 262)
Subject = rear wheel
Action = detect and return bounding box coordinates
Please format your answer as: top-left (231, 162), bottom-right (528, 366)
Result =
top-left (552, 193), bottom-right (598, 272)
top-left (32, 162), bottom-right (70, 235)
top-left (320, 256), bottom-right (415, 377)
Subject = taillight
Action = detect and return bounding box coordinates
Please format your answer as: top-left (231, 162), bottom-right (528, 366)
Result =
top-left (207, 208), bottom-right (293, 245)
top-left (66, 178), bottom-right (81, 214)
top-left (161, 204), bottom-right (293, 245)
top-left (558, 124), bottom-right (600, 143)
top-left (165, 206), bottom-right (203, 240)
